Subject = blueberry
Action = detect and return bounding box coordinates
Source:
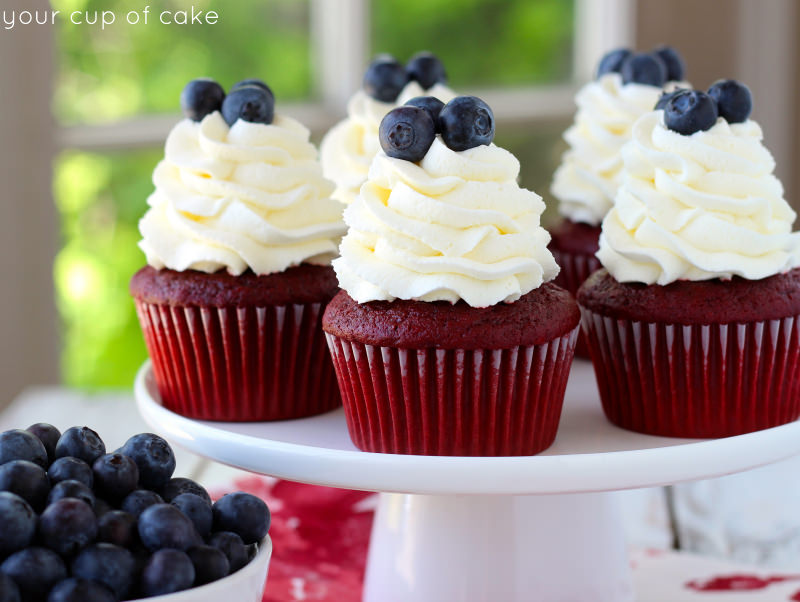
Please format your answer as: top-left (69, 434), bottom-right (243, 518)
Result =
top-left (186, 545), bottom-right (229, 585)
top-left (171, 493), bottom-right (212, 538)
top-left (655, 87), bottom-right (688, 111)
top-left (47, 480), bottom-right (95, 509)
top-left (180, 78), bottom-right (225, 122)
top-left (140, 549), bottom-right (194, 597)
top-left (707, 79), bottom-right (752, 124)
top-left (0, 460), bottom-right (49, 512)
top-left (379, 106), bottom-right (436, 162)
top-left (665, 90), bottom-right (719, 135)
top-left (25, 425), bottom-right (60, 466)
top-left (0, 430), bottom-right (48, 468)
top-left (207, 532), bottom-right (249, 573)
top-left (70, 544), bottom-right (135, 600)
top-left (1, 548), bottom-right (66, 602)
top-left (48, 457), bottom-right (93, 489)
top-left (363, 55), bottom-right (409, 102)
top-left (39, 498), bottom-right (97, 558)
top-left (55, 427), bottom-right (105, 466)
top-left (438, 96), bottom-right (495, 152)
top-left (93, 498), bottom-right (112, 519)
top-left (0, 573), bottom-right (20, 602)
top-left (160, 478), bottom-right (211, 506)
top-left (0, 493), bottom-right (36, 559)
top-left (212, 492), bottom-right (270, 545)
top-left (406, 51), bottom-right (447, 90)
top-left (92, 454), bottom-right (138, 501)
top-left (653, 45), bottom-right (685, 82)
top-left (96, 511), bottom-right (136, 549)
top-left (118, 434), bottom-right (175, 490)
top-left (129, 549), bottom-right (150, 588)
top-left (404, 96), bottom-right (445, 126)
top-left (120, 489), bottom-right (163, 519)
top-left (221, 86), bottom-right (274, 126)
top-left (46, 578), bottom-right (116, 602)
top-left (596, 47), bottom-right (631, 77)
top-left (231, 79), bottom-right (274, 102)
top-left (138, 504), bottom-right (201, 551)
top-left (620, 52), bottom-right (667, 87)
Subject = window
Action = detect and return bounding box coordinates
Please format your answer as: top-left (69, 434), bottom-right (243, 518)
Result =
top-left (54, 0), bottom-right (313, 388)
top-left (54, 0), bottom-right (633, 388)
top-left (371, 0), bottom-right (575, 88)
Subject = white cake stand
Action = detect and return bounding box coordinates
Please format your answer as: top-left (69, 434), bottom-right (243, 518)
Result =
top-left (134, 359), bottom-right (800, 602)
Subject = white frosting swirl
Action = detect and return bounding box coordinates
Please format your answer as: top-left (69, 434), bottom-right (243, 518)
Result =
top-left (551, 73), bottom-right (678, 225)
top-left (598, 110), bottom-right (800, 284)
top-left (320, 81), bottom-right (456, 205)
top-left (139, 111), bottom-right (346, 276)
top-left (333, 138), bottom-right (559, 307)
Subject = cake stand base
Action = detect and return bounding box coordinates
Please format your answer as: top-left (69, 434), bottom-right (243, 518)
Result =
top-left (364, 491), bottom-right (633, 602)
top-left (134, 360), bottom-right (800, 600)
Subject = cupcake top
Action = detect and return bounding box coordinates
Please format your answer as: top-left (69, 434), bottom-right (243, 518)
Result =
top-left (139, 78), bottom-right (345, 276)
top-left (320, 52), bottom-right (457, 205)
top-left (333, 96), bottom-right (559, 308)
top-left (598, 80), bottom-right (800, 285)
top-left (551, 46), bottom-right (688, 226)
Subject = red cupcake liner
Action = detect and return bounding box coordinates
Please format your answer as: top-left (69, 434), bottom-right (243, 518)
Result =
top-left (324, 328), bottom-right (578, 455)
top-left (551, 248), bottom-right (601, 358)
top-left (581, 308), bottom-right (800, 438)
top-left (135, 301), bottom-right (341, 421)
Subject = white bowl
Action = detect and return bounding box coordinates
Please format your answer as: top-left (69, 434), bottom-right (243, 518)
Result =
top-left (146, 536), bottom-right (272, 602)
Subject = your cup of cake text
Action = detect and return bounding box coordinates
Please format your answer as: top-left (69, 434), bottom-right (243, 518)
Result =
top-left (2, 7), bottom-right (220, 31)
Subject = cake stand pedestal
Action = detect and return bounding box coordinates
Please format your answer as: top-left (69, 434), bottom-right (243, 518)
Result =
top-left (134, 360), bottom-right (800, 602)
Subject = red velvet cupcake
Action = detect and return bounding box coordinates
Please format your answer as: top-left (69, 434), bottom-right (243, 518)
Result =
top-left (323, 98), bottom-right (580, 456)
top-left (324, 285), bottom-right (579, 455)
top-left (580, 82), bottom-right (800, 438)
top-left (579, 269), bottom-right (800, 437)
top-left (131, 265), bottom-right (341, 421)
top-left (548, 220), bottom-right (601, 356)
top-left (549, 47), bottom-right (687, 356)
top-left (131, 78), bottom-right (346, 421)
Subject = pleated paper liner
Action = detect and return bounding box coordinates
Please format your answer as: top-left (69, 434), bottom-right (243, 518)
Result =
top-left (551, 248), bottom-right (601, 358)
top-left (581, 308), bottom-right (800, 438)
top-left (325, 328), bottom-right (578, 456)
top-left (135, 300), bottom-right (341, 421)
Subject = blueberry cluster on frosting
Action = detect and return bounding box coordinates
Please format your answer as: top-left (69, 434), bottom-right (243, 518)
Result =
top-left (657, 79), bottom-right (752, 135)
top-left (378, 95), bottom-right (494, 162)
top-left (363, 51), bottom-right (448, 102)
top-left (597, 46), bottom-right (685, 87)
top-left (180, 77), bottom-right (276, 126)
top-left (141, 78), bottom-right (345, 276)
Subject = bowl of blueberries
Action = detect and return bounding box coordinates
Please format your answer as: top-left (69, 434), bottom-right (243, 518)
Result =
top-left (0, 424), bottom-right (272, 601)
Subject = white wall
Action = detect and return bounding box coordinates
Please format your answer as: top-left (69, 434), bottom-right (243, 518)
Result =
top-left (0, 0), bottom-right (59, 406)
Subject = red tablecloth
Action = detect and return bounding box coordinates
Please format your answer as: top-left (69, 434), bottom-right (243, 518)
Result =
top-left (215, 476), bottom-right (373, 602)
top-left (216, 477), bottom-right (800, 602)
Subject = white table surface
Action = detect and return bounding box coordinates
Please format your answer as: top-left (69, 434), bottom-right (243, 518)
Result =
top-left (5, 386), bottom-right (800, 601)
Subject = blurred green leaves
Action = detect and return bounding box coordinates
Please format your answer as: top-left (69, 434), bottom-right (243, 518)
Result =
top-left (372, 0), bottom-right (574, 87)
top-left (53, 0), bottom-right (312, 125)
top-left (54, 148), bottom-right (160, 387)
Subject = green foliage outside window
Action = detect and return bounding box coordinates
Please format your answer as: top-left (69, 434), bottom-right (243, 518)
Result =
top-left (372, 0), bottom-right (574, 87)
top-left (55, 149), bottom-right (159, 387)
top-left (54, 0), bottom-right (575, 388)
top-left (53, 0), bottom-right (312, 125)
